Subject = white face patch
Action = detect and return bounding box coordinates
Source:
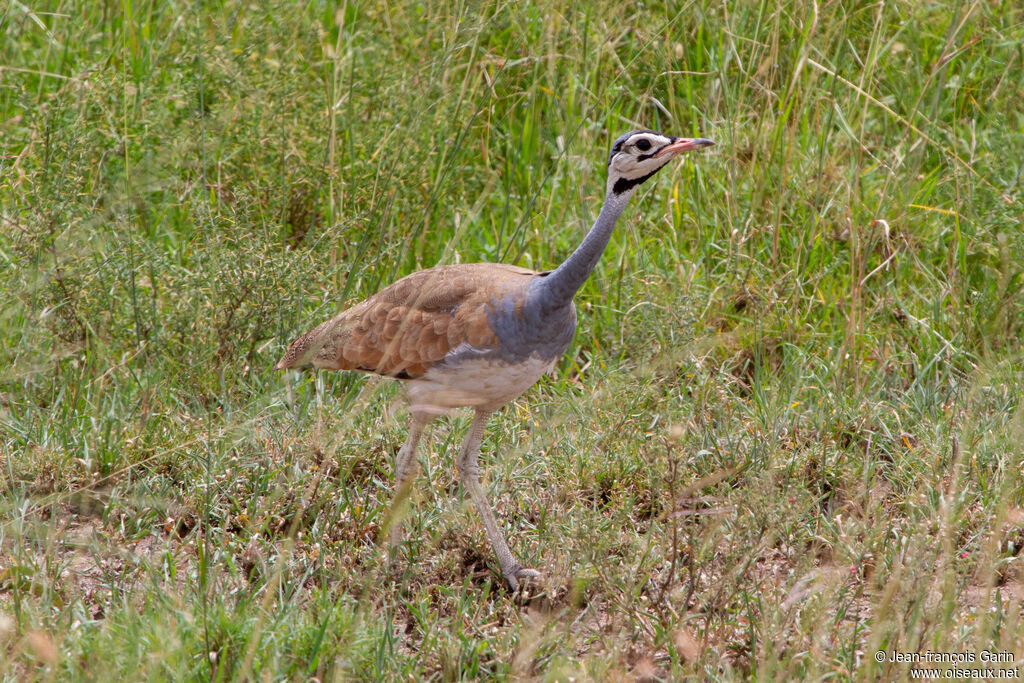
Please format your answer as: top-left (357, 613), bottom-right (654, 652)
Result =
top-left (405, 355), bottom-right (556, 416)
top-left (606, 132), bottom-right (677, 196)
top-left (610, 133), bottom-right (673, 168)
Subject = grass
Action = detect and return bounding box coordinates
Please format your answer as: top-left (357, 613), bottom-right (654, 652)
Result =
top-left (2, 0), bottom-right (1023, 679)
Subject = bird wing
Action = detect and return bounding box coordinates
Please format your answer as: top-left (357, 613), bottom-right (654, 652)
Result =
top-left (276, 263), bottom-right (538, 378)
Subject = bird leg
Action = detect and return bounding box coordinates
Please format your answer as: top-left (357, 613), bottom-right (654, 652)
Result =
top-left (456, 409), bottom-right (541, 591)
top-left (386, 413), bottom-right (430, 552)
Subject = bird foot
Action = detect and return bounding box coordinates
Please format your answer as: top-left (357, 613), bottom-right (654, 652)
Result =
top-left (505, 565), bottom-right (542, 592)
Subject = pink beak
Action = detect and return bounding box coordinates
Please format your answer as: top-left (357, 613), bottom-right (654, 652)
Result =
top-left (655, 137), bottom-right (716, 157)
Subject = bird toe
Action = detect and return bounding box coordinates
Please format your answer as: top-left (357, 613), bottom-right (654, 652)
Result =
top-left (505, 566), bottom-right (542, 591)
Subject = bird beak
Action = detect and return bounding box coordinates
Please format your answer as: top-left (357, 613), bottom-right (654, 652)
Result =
top-left (655, 137), bottom-right (716, 157)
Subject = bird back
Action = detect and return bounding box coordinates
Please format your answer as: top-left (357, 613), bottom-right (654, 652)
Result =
top-left (276, 263), bottom-right (540, 378)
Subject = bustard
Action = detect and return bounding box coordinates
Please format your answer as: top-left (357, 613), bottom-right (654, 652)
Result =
top-left (277, 130), bottom-right (714, 589)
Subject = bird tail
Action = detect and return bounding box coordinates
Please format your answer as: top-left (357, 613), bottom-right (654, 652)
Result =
top-left (275, 318), bottom-right (335, 370)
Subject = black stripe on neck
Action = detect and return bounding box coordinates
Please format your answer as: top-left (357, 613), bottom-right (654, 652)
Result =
top-left (612, 168), bottom-right (660, 195)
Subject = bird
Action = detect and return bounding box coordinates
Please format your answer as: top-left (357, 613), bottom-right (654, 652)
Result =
top-left (276, 130), bottom-right (714, 590)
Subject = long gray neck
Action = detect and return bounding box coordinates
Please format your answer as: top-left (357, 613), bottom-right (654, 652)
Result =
top-left (534, 191), bottom-right (631, 311)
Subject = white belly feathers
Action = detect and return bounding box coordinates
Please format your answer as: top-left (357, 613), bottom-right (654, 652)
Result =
top-left (406, 355), bottom-right (556, 416)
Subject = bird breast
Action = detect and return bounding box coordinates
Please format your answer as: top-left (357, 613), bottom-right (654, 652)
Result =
top-left (488, 285), bottom-right (578, 364)
top-left (403, 293), bottom-right (577, 416)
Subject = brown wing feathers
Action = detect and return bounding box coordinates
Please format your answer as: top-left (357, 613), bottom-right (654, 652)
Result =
top-left (276, 264), bottom-right (537, 379)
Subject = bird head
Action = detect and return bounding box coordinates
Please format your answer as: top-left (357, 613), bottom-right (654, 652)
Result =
top-left (606, 130), bottom-right (714, 198)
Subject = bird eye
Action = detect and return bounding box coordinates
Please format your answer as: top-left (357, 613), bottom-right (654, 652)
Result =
top-left (635, 139), bottom-right (652, 151)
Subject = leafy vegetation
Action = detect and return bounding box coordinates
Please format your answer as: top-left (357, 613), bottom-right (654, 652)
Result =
top-left (2, 0), bottom-right (1023, 679)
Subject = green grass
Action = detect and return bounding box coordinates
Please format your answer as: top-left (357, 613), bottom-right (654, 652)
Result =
top-left (2, 0), bottom-right (1024, 679)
